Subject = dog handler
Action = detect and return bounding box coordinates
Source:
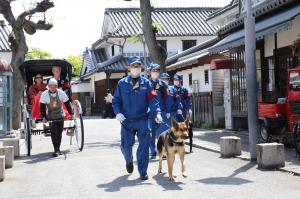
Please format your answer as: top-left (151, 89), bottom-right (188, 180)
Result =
top-left (173, 74), bottom-right (194, 153)
top-left (148, 64), bottom-right (169, 159)
top-left (113, 56), bottom-right (162, 180)
top-left (40, 78), bottom-right (74, 157)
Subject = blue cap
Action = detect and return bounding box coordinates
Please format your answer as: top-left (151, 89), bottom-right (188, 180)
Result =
top-left (150, 63), bottom-right (160, 70)
top-left (173, 74), bottom-right (183, 81)
top-left (160, 73), bottom-right (170, 78)
top-left (127, 56), bottom-right (142, 65)
top-left (146, 65), bottom-right (152, 72)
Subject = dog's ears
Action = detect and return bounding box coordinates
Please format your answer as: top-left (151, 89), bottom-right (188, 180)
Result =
top-left (171, 117), bottom-right (179, 129)
top-left (185, 116), bottom-right (190, 128)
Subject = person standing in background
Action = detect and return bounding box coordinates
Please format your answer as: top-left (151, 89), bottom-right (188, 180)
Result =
top-left (104, 89), bottom-right (114, 118)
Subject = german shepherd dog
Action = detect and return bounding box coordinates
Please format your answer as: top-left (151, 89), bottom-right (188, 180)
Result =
top-left (157, 117), bottom-right (189, 181)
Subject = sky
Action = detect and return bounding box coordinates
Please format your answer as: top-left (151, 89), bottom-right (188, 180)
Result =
top-left (8, 0), bottom-right (231, 58)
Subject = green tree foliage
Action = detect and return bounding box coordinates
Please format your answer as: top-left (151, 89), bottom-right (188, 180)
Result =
top-left (67, 55), bottom-right (83, 77)
top-left (27, 48), bottom-right (53, 59)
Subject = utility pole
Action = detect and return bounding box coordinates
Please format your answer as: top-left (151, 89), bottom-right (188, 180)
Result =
top-left (245, 0), bottom-right (259, 161)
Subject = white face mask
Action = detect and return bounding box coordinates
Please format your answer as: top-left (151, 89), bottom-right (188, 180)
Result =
top-left (130, 68), bottom-right (141, 78)
top-left (174, 80), bottom-right (180, 86)
top-left (151, 72), bottom-right (160, 80)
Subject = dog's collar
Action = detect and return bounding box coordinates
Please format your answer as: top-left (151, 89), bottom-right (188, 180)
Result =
top-left (167, 130), bottom-right (185, 146)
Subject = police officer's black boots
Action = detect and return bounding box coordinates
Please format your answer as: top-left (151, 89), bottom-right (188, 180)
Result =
top-left (140, 174), bottom-right (149, 180)
top-left (126, 162), bottom-right (134, 174)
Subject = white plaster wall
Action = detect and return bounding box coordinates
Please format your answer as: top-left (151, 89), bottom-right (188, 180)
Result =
top-left (0, 52), bottom-right (12, 63)
top-left (160, 36), bottom-right (215, 54)
top-left (72, 83), bottom-right (92, 93)
top-left (177, 64), bottom-right (212, 93)
top-left (110, 36), bottom-right (215, 58)
top-left (277, 15), bottom-right (300, 48)
top-left (111, 73), bottom-right (124, 79)
top-left (264, 34), bottom-right (275, 57)
top-left (264, 14), bottom-right (300, 57)
top-left (93, 72), bottom-right (106, 82)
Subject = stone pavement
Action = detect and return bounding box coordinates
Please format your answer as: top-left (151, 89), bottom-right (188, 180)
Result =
top-left (190, 129), bottom-right (300, 174)
top-left (1, 119), bottom-right (300, 199)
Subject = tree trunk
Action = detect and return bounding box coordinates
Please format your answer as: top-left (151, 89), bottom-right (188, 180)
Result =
top-left (140, 0), bottom-right (167, 72)
top-left (11, 28), bottom-right (27, 130)
top-left (0, 0), bottom-right (54, 130)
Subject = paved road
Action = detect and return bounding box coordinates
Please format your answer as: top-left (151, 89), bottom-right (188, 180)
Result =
top-left (1, 118), bottom-right (300, 199)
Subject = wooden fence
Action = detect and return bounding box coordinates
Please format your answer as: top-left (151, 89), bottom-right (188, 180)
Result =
top-left (192, 92), bottom-right (214, 128)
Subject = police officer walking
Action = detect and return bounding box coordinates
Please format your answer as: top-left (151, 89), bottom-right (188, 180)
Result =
top-left (112, 56), bottom-right (162, 180)
top-left (148, 64), bottom-right (169, 159)
top-left (160, 73), bottom-right (183, 127)
top-left (173, 74), bottom-right (194, 153)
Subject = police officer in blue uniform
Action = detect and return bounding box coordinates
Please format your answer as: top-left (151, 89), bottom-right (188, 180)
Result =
top-left (112, 56), bottom-right (162, 180)
top-left (173, 74), bottom-right (192, 120)
top-left (173, 74), bottom-right (194, 153)
top-left (160, 73), bottom-right (183, 127)
top-left (148, 64), bottom-right (169, 159)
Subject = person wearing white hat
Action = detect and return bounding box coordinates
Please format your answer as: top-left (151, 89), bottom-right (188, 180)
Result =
top-left (40, 78), bottom-right (74, 157)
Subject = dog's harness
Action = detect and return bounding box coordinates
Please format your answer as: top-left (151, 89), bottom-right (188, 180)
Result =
top-left (166, 130), bottom-right (185, 146)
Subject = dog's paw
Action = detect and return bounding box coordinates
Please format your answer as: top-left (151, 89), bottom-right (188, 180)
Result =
top-left (182, 173), bottom-right (188, 178)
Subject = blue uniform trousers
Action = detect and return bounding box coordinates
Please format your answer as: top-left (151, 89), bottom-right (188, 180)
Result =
top-left (120, 119), bottom-right (150, 176)
top-left (149, 118), bottom-right (159, 156)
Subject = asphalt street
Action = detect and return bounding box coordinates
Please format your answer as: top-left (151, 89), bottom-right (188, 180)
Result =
top-left (1, 118), bottom-right (300, 199)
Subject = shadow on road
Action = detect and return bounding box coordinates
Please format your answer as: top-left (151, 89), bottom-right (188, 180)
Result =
top-left (17, 150), bottom-right (72, 164)
top-left (152, 173), bottom-right (184, 191)
top-left (85, 141), bottom-right (120, 149)
top-left (197, 162), bottom-right (255, 185)
top-left (97, 175), bottom-right (152, 192)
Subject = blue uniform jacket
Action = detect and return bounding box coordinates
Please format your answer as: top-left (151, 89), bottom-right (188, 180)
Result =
top-left (166, 85), bottom-right (183, 113)
top-left (175, 86), bottom-right (192, 110)
top-left (149, 79), bottom-right (168, 114)
top-left (113, 76), bottom-right (161, 121)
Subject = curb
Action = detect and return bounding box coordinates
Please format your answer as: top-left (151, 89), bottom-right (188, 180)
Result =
top-left (185, 141), bottom-right (300, 177)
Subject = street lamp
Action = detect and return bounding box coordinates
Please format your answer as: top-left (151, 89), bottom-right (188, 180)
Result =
top-left (0, 58), bottom-right (12, 137)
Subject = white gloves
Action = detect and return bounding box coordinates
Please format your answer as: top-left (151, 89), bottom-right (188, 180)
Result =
top-left (177, 109), bottom-right (183, 115)
top-left (189, 109), bottom-right (192, 116)
top-left (116, 113), bottom-right (126, 123)
top-left (155, 114), bottom-right (163, 123)
top-left (166, 113), bottom-right (171, 119)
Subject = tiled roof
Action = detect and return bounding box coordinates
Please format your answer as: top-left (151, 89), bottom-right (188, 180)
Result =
top-left (0, 21), bottom-right (10, 52)
top-left (105, 7), bottom-right (220, 37)
top-left (217, 0), bottom-right (298, 36)
top-left (98, 55), bottom-right (151, 73)
top-left (206, 0), bottom-right (239, 21)
top-left (80, 48), bottom-right (107, 78)
top-left (166, 37), bottom-right (218, 65)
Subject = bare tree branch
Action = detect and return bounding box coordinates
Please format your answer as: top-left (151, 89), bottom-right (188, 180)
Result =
top-left (23, 19), bottom-right (53, 35)
top-left (17, 0), bottom-right (54, 21)
top-left (0, 0), bottom-right (16, 24)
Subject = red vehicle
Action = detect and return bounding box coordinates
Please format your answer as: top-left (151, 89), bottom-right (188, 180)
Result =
top-left (258, 66), bottom-right (300, 154)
